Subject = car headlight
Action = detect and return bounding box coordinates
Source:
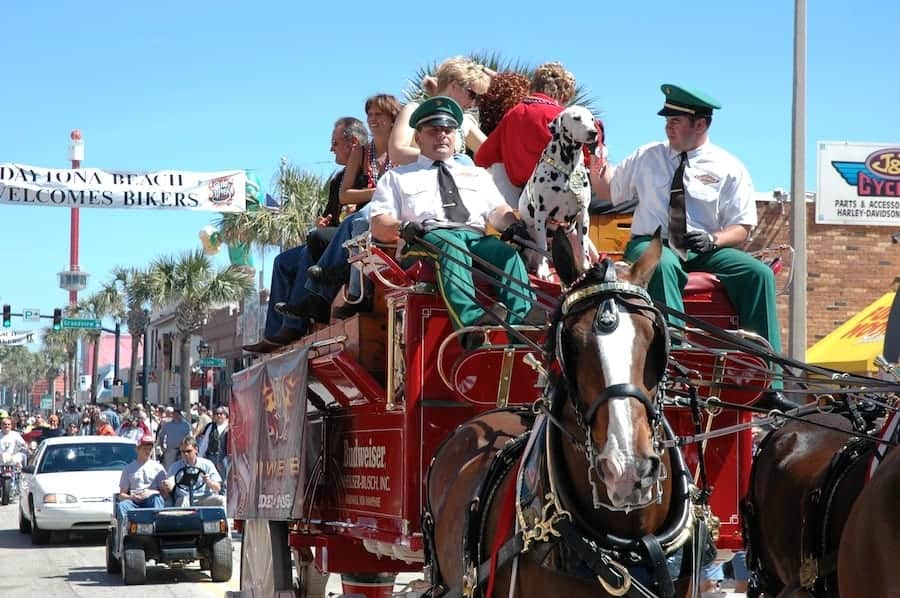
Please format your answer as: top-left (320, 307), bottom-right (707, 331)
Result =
top-left (43, 494), bottom-right (78, 504)
top-left (128, 522), bottom-right (154, 535)
top-left (203, 520), bottom-right (228, 534)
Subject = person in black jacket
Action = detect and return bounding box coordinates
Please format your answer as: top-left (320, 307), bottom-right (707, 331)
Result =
top-left (198, 406), bottom-right (229, 481)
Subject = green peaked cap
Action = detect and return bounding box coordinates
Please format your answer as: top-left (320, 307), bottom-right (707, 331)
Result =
top-left (658, 84), bottom-right (721, 117)
top-left (409, 96), bottom-right (463, 129)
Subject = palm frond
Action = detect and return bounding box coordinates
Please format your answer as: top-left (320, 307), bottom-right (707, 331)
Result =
top-left (214, 162), bottom-right (328, 252)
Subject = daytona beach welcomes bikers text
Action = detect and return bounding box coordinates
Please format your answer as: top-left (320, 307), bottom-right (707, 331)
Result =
top-left (0, 163), bottom-right (246, 212)
top-left (0, 165), bottom-right (201, 207)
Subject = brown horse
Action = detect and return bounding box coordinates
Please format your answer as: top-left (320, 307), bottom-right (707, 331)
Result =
top-left (744, 412), bottom-right (874, 597)
top-left (425, 236), bottom-right (701, 598)
top-left (838, 421), bottom-right (900, 598)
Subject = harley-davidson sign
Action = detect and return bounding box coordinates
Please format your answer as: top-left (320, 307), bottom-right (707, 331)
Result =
top-left (817, 142), bottom-right (900, 226)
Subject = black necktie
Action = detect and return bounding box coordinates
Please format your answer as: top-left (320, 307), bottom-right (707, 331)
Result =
top-left (668, 151), bottom-right (688, 259)
top-left (435, 161), bottom-right (470, 223)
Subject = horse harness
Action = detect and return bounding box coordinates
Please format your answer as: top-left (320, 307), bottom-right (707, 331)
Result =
top-left (743, 430), bottom-right (875, 596)
top-left (425, 263), bottom-right (707, 598)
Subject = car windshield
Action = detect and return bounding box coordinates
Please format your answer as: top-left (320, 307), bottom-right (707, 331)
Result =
top-left (38, 443), bottom-right (137, 474)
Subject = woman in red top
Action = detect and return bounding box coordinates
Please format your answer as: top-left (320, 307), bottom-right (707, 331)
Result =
top-left (475, 62), bottom-right (594, 204)
top-left (97, 413), bottom-right (116, 436)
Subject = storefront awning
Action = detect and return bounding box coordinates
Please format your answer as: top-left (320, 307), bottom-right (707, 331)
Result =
top-left (806, 291), bottom-right (896, 373)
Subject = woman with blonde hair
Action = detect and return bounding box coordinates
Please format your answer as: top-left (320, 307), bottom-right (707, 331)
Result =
top-left (389, 56), bottom-right (492, 165)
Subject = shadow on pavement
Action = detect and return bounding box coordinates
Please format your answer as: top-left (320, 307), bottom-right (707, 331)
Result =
top-left (0, 527), bottom-right (105, 550)
top-left (50, 563), bottom-right (218, 587)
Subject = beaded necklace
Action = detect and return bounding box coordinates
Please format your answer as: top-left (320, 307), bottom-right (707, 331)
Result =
top-left (522, 94), bottom-right (560, 107)
top-left (366, 141), bottom-right (393, 188)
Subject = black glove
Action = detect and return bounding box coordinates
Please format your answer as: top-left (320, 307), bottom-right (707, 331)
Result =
top-left (684, 230), bottom-right (718, 253)
top-left (399, 220), bottom-right (426, 244)
top-left (500, 219), bottom-right (530, 243)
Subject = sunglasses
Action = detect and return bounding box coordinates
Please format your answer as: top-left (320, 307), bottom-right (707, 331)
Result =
top-left (215, 411), bottom-right (226, 415)
top-left (464, 87), bottom-right (481, 102)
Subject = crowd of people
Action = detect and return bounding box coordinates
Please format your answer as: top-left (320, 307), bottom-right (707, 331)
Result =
top-left (0, 401), bottom-right (230, 481)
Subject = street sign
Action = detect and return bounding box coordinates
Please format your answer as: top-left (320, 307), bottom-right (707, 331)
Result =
top-left (22, 308), bottom-right (40, 322)
top-left (62, 317), bottom-right (102, 330)
top-left (111, 384), bottom-right (124, 398)
top-left (199, 357), bottom-right (226, 368)
top-left (40, 395), bottom-right (52, 410)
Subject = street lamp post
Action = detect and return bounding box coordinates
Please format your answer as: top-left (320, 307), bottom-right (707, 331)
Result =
top-left (197, 341), bottom-right (211, 410)
top-left (141, 309), bottom-right (150, 408)
top-left (113, 317), bottom-right (121, 385)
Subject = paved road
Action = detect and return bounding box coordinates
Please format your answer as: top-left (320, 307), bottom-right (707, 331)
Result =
top-left (0, 502), bottom-right (418, 597)
top-left (0, 502), bottom-right (746, 597)
top-left (0, 502), bottom-right (241, 597)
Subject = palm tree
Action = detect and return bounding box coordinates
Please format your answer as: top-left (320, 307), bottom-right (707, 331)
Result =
top-left (74, 282), bottom-right (124, 403)
top-left (37, 340), bottom-right (68, 412)
top-left (42, 327), bottom-right (80, 406)
top-left (0, 346), bottom-right (43, 410)
top-left (113, 266), bottom-right (154, 406)
top-left (215, 163), bottom-right (329, 253)
top-left (147, 249), bottom-right (255, 411)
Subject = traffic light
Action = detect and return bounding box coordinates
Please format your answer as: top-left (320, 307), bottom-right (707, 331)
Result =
top-left (2, 305), bottom-right (10, 328)
top-left (52, 308), bottom-right (62, 331)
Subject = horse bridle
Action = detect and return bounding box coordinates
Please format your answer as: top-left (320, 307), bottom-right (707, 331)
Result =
top-left (555, 268), bottom-right (671, 428)
top-left (549, 262), bottom-right (672, 511)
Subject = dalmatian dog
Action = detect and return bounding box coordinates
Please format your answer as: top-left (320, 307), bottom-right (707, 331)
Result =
top-left (518, 105), bottom-right (600, 280)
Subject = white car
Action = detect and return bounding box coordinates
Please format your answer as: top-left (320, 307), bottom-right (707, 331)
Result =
top-left (18, 435), bottom-right (137, 544)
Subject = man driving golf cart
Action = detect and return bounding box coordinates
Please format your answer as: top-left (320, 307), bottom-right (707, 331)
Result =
top-left (162, 436), bottom-right (225, 507)
top-left (107, 434), bottom-right (232, 584)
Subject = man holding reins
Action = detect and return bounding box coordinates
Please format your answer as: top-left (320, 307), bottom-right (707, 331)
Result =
top-left (369, 96), bottom-right (535, 350)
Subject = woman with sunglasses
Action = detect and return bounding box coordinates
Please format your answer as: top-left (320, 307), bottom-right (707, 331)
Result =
top-left (389, 56), bottom-right (492, 166)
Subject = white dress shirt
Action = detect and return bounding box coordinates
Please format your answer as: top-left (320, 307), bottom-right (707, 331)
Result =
top-left (609, 141), bottom-right (757, 238)
top-left (369, 154), bottom-right (507, 231)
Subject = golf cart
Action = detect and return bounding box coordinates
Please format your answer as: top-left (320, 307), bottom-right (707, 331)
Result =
top-left (105, 465), bottom-right (233, 585)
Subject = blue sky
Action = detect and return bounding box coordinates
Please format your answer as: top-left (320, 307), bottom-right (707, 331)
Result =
top-left (1, 0), bottom-right (898, 339)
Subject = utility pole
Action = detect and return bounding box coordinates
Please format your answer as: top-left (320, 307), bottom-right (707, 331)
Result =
top-left (113, 319), bottom-right (121, 383)
top-left (789, 0), bottom-right (807, 361)
top-left (142, 309), bottom-right (150, 408)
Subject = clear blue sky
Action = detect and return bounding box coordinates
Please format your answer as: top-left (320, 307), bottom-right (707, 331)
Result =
top-left (1, 0), bottom-right (898, 338)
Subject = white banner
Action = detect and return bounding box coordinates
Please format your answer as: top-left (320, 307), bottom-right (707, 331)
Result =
top-left (0, 330), bottom-right (35, 345)
top-left (0, 163), bottom-right (246, 212)
top-left (817, 142), bottom-right (900, 226)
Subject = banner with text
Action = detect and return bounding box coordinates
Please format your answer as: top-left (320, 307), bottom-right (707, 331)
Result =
top-left (228, 364), bottom-right (264, 519)
top-left (817, 142), bottom-right (900, 226)
top-left (0, 163), bottom-right (246, 212)
top-left (227, 347), bottom-right (310, 520)
top-left (0, 330), bottom-right (35, 345)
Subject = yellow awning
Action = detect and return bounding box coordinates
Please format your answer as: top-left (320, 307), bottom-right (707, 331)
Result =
top-left (806, 291), bottom-right (896, 373)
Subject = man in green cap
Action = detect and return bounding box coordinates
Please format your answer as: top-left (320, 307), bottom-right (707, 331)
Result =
top-left (594, 84), bottom-right (792, 408)
top-left (369, 96), bottom-right (535, 350)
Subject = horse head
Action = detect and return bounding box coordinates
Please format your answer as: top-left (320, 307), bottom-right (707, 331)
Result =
top-left (549, 228), bottom-right (668, 511)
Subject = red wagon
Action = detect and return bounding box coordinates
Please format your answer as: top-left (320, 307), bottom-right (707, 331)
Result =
top-left (229, 216), bottom-right (777, 595)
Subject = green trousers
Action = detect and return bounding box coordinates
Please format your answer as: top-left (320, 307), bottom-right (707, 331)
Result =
top-left (625, 236), bottom-right (783, 355)
top-left (406, 229), bottom-right (535, 328)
